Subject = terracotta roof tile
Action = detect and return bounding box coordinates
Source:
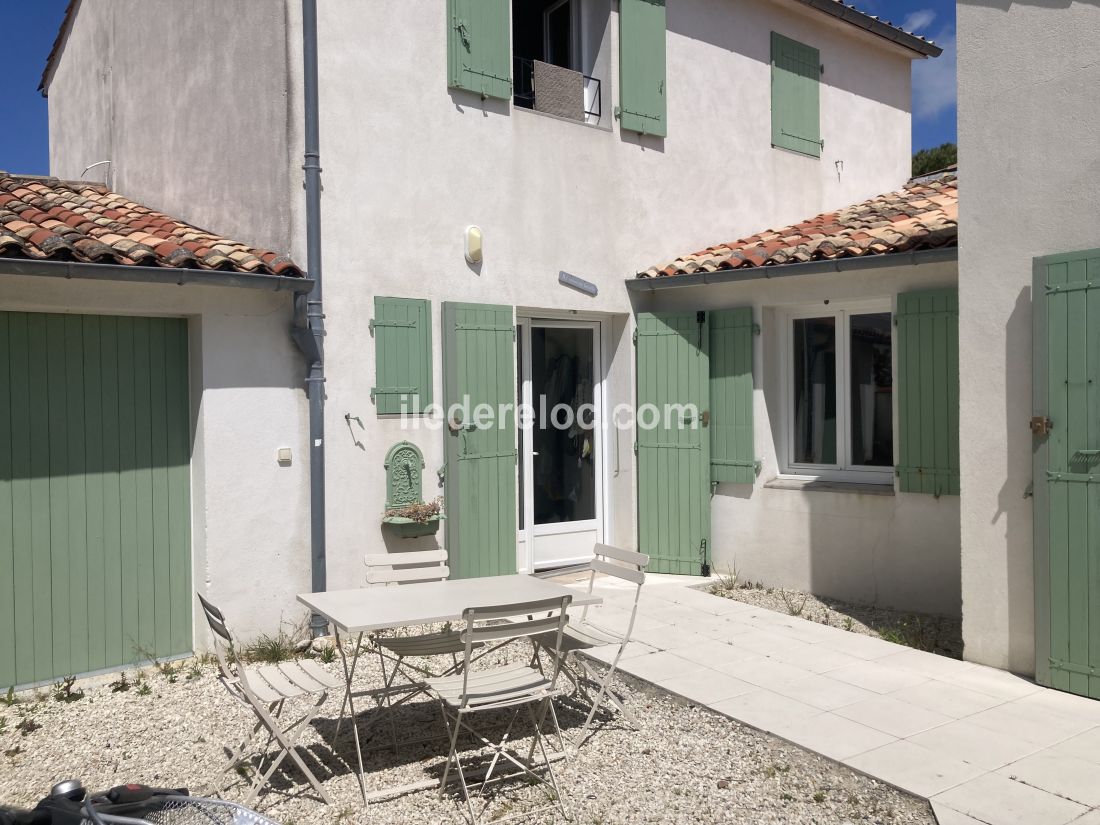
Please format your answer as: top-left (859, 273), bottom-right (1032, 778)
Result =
top-left (0, 173), bottom-right (303, 278)
top-left (638, 169), bottom-right (957, 278)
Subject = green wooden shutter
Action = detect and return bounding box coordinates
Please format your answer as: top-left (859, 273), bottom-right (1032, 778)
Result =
top-left (710, 308), bottom-right (756, 484)
top-left (1033, 248), bottom-right (1100, 698)
top-left (442, 302), bottom-right (517, 579)
top-left (896, 289), bottom-right (959, 495)
top-left (771, 32), bottom-right (821, 157)
top-left (447, 0), bottom-right (511, 100)
top-left (618, 0), bottom-right (667, 137)
top-left (635, 312), bottom-right (710, 574)
top-left (371, 297), bottom-right (432, 415)
top-left (1, 312), bottom-right (191, 689)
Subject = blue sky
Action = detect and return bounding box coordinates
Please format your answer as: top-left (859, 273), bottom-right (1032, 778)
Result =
top-left (0, 0), bottom-right (956, 177)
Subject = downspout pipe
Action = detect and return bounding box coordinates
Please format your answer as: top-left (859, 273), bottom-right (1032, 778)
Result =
top-left (295, 0), bottom-right (328, 638)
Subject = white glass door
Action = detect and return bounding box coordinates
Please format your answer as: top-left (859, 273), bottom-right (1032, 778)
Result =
top-left (518, 319), bottom-right (603, 570)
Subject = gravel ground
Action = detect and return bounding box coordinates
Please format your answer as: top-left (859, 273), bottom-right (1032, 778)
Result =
top-left (703, 580), bottom-right (963, 659)
top-left (0, 643), bottom-right (934, 825)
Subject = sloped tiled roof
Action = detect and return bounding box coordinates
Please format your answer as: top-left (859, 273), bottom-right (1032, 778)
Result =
top-left (638, 170), bottom-right (957, 278)
top-left (0, 174), bottom-right (302, 277)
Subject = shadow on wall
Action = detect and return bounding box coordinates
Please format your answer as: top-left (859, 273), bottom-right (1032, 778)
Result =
top-left (992, 285), bottom-right (1035, 669)
top-left (449, 89), bottom-right (511, 118)
top-left (665, 0), bottom-right (910, 113)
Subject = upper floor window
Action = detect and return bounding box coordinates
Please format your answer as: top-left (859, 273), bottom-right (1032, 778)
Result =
top-left (771, 31), bottom-right (823, 158)
top-left (512, 0), bottom-right (606, 125)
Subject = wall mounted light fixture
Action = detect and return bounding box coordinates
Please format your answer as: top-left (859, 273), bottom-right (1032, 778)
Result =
top-left (464, 226), bottom-right (483, 264)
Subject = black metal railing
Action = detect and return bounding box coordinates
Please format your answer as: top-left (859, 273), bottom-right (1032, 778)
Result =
top-left (512, 56), bottom-right (601, 123)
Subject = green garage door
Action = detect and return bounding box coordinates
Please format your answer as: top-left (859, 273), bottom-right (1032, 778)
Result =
top-left (0, 312), bottom-right (192, 688)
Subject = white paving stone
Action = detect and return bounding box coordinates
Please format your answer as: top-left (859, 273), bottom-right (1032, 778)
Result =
top-left (908, 719), bottom-right (1045, 771)
top-left (772, 673), bottom-right (879, 711)
top-left (657, 669), bottom-right (757, 705)
top-left (619, 650), bottom-right (707, 683)
top-left (933, 773), bottom-right (1088, 825)
top-left (844, 740), bottom-right (984, 797)
top-left (710, 690), bottom-right (822, 734)
top-left (937, 665), bottom-right (1044, 702)
top-left (1046, 726), bottom-right (1100, 766)
top-left (722, 657), bottom-right (815, 690)
top-left (889, 679), bottom-right (1006, 719)
top-left (827, 660), bottom-right (932, 694)
top-left (771, 711), bottom-right (896, 761)
top-left (964, 702), bottom-right (1096, 749)
top-left (929, 801), bottom-right (989, 825)
top-left (834, 694), bottom-right (953, 738)
top-left (997, 750), bottom-right (1100, 807)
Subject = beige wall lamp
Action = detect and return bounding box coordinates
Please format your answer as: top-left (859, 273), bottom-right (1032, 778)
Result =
top-left (464, 225), bottom-right (483, 264)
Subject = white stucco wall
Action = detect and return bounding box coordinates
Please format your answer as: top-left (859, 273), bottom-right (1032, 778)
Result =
top-left (957, 1), bottom-right (1100, 674)
top-left (0, 275), bottom-right (311, 645)
top-left (632, 259), bottom-right (961, 616)
top-left (45, 0), bottom-right (296, 254)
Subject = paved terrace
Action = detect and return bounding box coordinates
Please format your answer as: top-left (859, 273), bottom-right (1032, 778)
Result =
top-left (564, 573), bottom-right (1100, 825)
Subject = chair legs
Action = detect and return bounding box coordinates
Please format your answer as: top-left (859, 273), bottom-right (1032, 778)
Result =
top-left (534, 644), bottom-right (638, 751)
top-left (225, 694), bottom-right (333, 806)
top-left (436, 699), bottom-right (569, 825)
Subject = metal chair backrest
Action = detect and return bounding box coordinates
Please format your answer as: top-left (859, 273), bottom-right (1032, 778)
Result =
top-left (196, 592), bottom-right (257, 703)
top-left (363, 548), bottom-right (449, 586)
top-left (582, 543), bottom-right (649, 640)
top-left (456, 595), bottom-right (572, 708)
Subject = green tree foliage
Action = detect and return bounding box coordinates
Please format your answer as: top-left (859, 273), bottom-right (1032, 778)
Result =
top-left (912, 142), bottom-right (957, 177)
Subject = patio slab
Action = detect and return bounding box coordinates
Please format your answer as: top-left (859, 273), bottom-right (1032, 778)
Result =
top-left (571, 574), bottom-right (1100, 825)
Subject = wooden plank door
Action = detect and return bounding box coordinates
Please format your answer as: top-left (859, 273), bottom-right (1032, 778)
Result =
top-left (1034, 249), bottom-right (1100, 698)
top-left (442, 302), bottom-right (518, 578)
top-left (0, 312), bottom-right (191, 688)
top-left (635, 312), bottom-right (711, 575)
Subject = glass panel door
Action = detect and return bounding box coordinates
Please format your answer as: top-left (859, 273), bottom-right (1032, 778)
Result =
top-left (531, 326), bottom-right (596, 526)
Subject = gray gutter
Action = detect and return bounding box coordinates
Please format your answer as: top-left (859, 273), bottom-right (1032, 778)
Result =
top-left (0, 257), bottom-right (314, 293)
top-left (626, 246), bottom-right (957, 292)
top-left (795, 0), bottom-right (943, 58)
top-left (297, 0), bottom-right (329, 639)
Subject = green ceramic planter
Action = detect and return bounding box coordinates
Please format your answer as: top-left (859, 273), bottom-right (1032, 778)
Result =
top-left (382, 513), bottom-right (442, 539)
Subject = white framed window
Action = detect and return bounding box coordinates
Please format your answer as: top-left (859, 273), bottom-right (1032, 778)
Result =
top-left (780, 299), bottom-right (894, 484)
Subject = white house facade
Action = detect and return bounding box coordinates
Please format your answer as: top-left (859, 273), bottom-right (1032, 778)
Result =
top-left (1, 0), bottom-right (939, 687)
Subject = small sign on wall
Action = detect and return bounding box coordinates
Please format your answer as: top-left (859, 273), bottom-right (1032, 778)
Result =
top-left (559, 271), bottom-right (598, 297)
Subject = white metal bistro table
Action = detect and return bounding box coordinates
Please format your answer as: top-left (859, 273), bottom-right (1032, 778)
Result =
top-left (297, 574), bottom-right (601, 802)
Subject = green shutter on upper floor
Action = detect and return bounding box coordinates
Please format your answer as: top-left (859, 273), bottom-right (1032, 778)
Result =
top-left (895, 288), bottom-right (960, 495)
top-left (771, 31), bottom-right (821, 157)
top-left (371, 297), bottom-right (432, 415)
top-left (447, 0), bottom-right (512, 100)
top-left (618, 0), bottom-right (667, 137)
top-left (709, 308), bottom-right (756, 484)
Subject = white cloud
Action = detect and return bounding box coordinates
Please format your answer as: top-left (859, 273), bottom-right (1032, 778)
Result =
top-left (912, 25), bottom-right (956, 121)
top-left (902, 9), bottom-right (937, 33)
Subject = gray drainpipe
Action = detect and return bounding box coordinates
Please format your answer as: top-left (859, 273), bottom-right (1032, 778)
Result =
top-left (294, 0), bottom-right (328, 638)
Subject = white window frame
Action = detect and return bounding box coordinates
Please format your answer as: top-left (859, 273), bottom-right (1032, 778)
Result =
top-left (779, 298), bottom-right (894, 485)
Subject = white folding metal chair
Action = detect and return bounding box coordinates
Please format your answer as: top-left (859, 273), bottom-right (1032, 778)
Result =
top-left (531, 543), bottom-right (649, 749)
top-left (197, 593), bottom-right (342, 806)
top-left (335, 549), bottom-right (475, 751)
top-left (426, 595), bottom-right (573, 825)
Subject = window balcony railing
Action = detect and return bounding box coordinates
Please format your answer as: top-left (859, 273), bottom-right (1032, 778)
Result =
top-left (513, 56), bottom-right (602, 124)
